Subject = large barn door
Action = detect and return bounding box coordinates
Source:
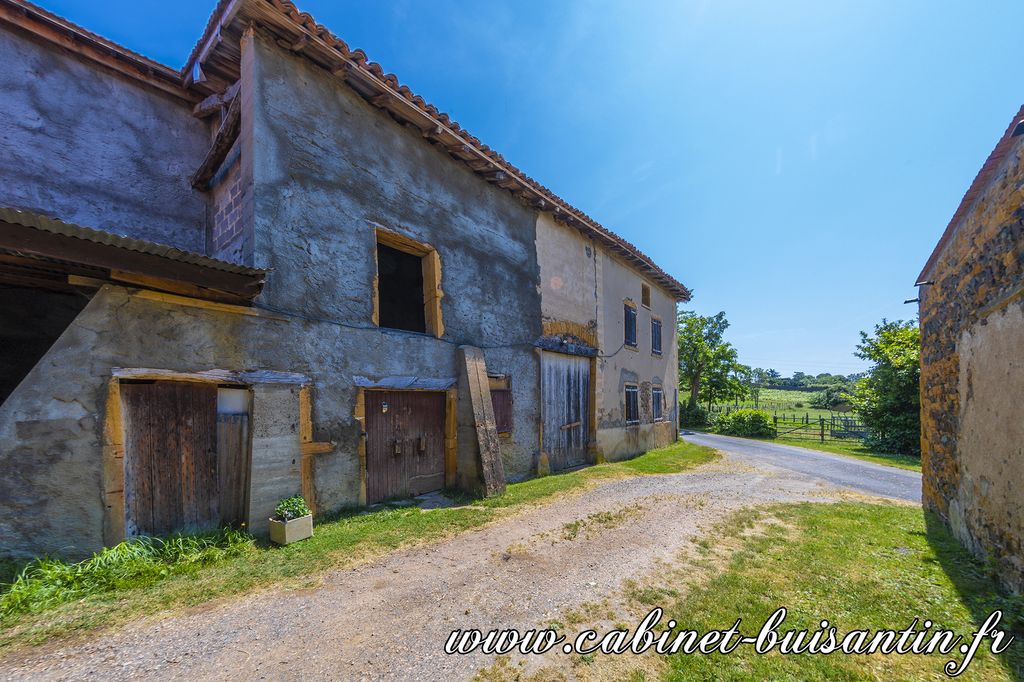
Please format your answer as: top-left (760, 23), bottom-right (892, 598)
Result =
top-left (365, 390), bottom-right (446, 503)
top-left (542, 352), bottom-right (591, 471)
top-left (121, 381), bottom-right (223, 536)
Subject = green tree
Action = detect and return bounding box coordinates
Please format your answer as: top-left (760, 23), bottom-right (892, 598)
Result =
top-left (849, 319), bottom-right (921, 455)
top-left (677, 310), bottom-right (731, 407)
top-left (699, 350), bottom-right (749, 410)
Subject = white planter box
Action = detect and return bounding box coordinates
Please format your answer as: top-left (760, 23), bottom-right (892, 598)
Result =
top-left (269, 514), bottom-right (313, 545)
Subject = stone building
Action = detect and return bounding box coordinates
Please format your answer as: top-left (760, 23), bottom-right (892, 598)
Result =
top-left (918, 105), bottom-right (1024, 592)
top-left (0, 0), bottom-right (689, 558)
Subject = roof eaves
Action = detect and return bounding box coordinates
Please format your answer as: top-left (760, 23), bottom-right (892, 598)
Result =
top-left (188, 0), bottom-right (692, 301)
top-left (919, 104), bottom-right (1024, 282)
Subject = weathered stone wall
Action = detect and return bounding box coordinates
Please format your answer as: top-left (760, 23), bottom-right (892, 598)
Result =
top-left (0, 27), bottom-right (209, 250)
top-left (247, 32), bottom-right (543, 491)
top-left (920, 130), bottom-right (1024, 592)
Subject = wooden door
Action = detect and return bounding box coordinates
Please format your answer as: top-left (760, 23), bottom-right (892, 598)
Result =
top-left (121, 381), bottom-right (220, 536)
top-left (217, 413), bottom-right (250, 527)
top-left (541, 352), bottom-right (591, 470)
top-left (364, 390), bottom-right (446, 503)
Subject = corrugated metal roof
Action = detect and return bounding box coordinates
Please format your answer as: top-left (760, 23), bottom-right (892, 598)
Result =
top-left (0, 207), bottom-right (265, 276)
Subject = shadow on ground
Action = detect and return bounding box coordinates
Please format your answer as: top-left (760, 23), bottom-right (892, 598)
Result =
top-left (925, 511), bottom-right (1024, 681)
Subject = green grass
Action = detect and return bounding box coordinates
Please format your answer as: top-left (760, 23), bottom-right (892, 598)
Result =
top-left (772, 436), bottom-right (921, 471)
top-left (665, 503), bottom-right (1023, 681)
top-left (715, 388), bottom-right (845, 421)
top-left (0, 530), bottom-right (251, 619)
top-left (0, 440), bottom-right (716, 650)
top-left (478, 440), bottom-right (718, 508)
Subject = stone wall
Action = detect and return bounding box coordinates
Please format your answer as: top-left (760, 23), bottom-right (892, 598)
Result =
top-left (919, 124), bottom-right (1024, 592)
top-left (0, 26), bottom-right (208, 250)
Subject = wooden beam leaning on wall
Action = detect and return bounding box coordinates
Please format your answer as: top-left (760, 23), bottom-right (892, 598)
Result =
top-left (191, 92), bottom-right (242, 189)
top-left (193, 80), bottom-right (240, 118)
top-left (458, 346), bottom-right (505, 496)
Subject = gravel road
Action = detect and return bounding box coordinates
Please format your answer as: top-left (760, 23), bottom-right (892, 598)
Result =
top-left (0, 437), bottom-right (920, 681)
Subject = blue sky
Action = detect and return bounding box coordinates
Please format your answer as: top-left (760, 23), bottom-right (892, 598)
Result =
top-left (47, 1), bottom-right (1024, 375)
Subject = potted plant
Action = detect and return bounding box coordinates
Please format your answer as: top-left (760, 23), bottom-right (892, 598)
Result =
top-left (269, 495), bottom-right (313, 545)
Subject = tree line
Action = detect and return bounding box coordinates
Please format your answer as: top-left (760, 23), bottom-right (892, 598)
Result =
top-left (677, 311), bottom-right (921, 455)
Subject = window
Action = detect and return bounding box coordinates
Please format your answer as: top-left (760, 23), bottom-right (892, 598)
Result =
top-left (641, 283), bottom-right (651, 308)
top-left (625, 384), bottom-right (639, 424)
top-left (651, 318), bottom-right (663, 355)
top-left (374, 229), bottom-right (444, 337)
top-left (624, 302), bottom-right (637, 347)
top-left (490, 388), bottom-right (513, 434)
top-left (377, 243), bottom-right (425, 332)
top-left (652, 386), bottom-right (664, 421)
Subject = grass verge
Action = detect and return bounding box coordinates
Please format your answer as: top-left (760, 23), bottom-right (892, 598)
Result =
top-left (666, 503), bottom-right (1023, 680)
top-left (0, 440), bottom-right (716, 651)
top-left (771, 436), bottom-right (921, 471)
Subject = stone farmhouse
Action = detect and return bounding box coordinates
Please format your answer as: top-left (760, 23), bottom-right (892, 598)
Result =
top-left (918, 105), bottom-right (1024, 592)
top-left (0, 0), bottom-right (689, 558)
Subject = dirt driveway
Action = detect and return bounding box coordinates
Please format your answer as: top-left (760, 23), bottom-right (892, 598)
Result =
top-left (1, 437), bottom-right (920, 681)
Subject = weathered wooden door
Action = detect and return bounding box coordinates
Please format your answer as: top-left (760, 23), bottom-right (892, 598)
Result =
top-left (121, 381), bottom-right (234, 536)
top-left (217, 413), bottom-right (250, 527)
top-left (541, 352), bottom-right (591, 470)
top-left (364, 390), bottom-right (446, 503)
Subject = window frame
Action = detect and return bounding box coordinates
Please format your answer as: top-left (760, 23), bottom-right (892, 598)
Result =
top-left (373, 228), bottom-right (444, 338)
top-left (652, 386), bottom-right (664, 421)
top-left (641, 283), bottom-right (652, 309)
top-left (625, 383), bottom-right (640, 425)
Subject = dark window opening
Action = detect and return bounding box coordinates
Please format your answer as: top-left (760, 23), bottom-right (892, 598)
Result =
top-left (652, 318), bottom-right (663, 355)
top-left (1, 285), bottom-right (91, 406)
top-left (625, 384), bottom-right (639, 424)
top-left (641, 283), bottom-right (651, 308)
top-left (377, 243), bottom-right (425, 333)
top-left (652, 387), bottom-right (664, 421)
top-left (624, 304), bottom-right (637, 347)
top-left (491, 388), bottom-right (513, 434)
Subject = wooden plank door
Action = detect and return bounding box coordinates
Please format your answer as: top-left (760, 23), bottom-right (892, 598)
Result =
top-left (365, 390), bottom-right (446, 503)
top-left (217, 413), bottom-right (250, 527)
top-left (121, 381), bottom-right (219, 536)
top-left (541, 352), bottom-right (591, 471)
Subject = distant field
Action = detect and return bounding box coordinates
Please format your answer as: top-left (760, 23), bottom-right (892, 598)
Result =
top-left (713, 387), bottom-right (849, 420)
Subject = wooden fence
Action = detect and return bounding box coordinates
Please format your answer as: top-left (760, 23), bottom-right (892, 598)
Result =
top-left (772, 415), bottom-right (869, 443)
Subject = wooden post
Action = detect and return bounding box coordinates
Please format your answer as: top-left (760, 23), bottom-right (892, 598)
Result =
top-left (819, 417), bottom-right (825, 443)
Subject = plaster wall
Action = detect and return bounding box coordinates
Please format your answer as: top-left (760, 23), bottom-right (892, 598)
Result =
top-left (0, 27), bottom-right (208, 250)
top-left (246, 34), bottom-right (543, 486)
top-left (535, 212), bottom-right (600, 337)
top-left (597, 253), bottom-right (678, 461)
top-left (536, 213), bottom-right (678, 463)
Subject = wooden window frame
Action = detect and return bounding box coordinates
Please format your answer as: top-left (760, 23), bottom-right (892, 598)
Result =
top-left (372, 227), bottom-right (444, 338)
top-left (624, 383), bottom-right (640, 425)
top-left (652, 386), bottom-right (664, 421)
top-left (623, 300), bottom-right (638, 349)
top-left (651, 317), bottom-right (663, 356)
top-left (641, 283), bottom-right (652, 309)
